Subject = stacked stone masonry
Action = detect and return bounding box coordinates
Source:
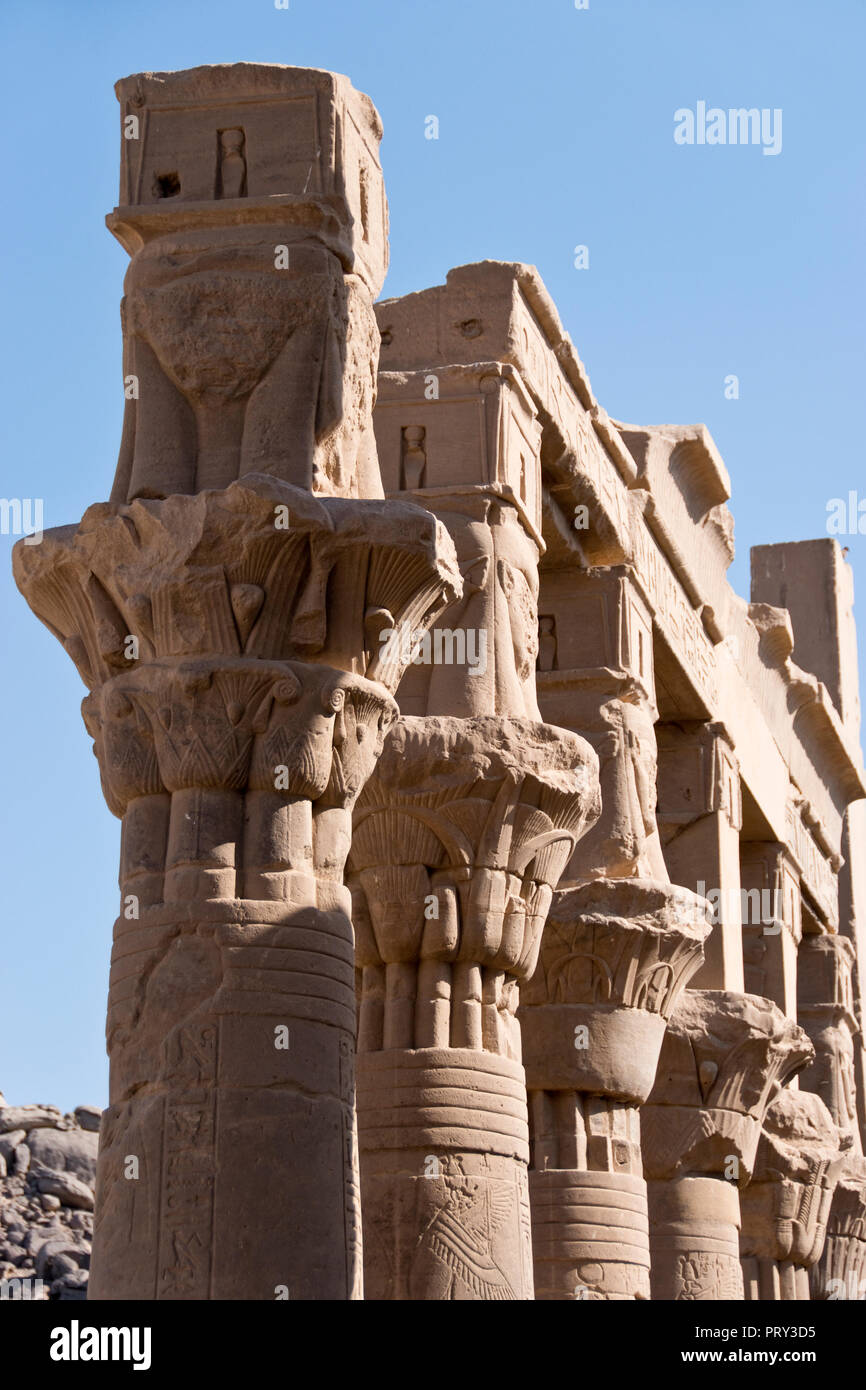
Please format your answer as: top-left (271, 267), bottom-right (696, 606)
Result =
top-left (10, 62), bottom-right (866, 1300)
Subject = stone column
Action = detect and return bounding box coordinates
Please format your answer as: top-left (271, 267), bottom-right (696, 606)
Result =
top-left (642, 990), bottom-right (813, 1300)
top-left (740, 842), bottom-right (801, 1018)
top-left (349, 717), bottom-right (600, 1298)
top-left (16, 481), bottom-right (458, 1304)
top-left (13, 63), bottom-right (463, 1300)
top-left (810, 1157), bottom-right (866, 1300)
top-left (527, 563), bottom-right (715, 1298)
top-left (356, 320), bottom-right (602, 1298)
top-left (373, 362), bottom-right (547, 725)
top-left (537, 566), bottom-right (667, 880)
top-left (740, 1090), bottom-right (843, 1300)
top-left (518, 881), bottom-right (710, 1299)
top-left (656, 723), bottom-right (744, 990)
top-left (797, 933), bottom-right (862, 1153)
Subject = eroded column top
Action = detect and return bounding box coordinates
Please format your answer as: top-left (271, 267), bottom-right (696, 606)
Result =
top-left (112, 63), bottom-right (387, 293)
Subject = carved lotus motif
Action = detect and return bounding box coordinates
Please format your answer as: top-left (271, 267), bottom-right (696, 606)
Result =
top-left (350, 715), bottom-right (600, 977)
top-left (14, 481), bottom-right (461, 694)
top-left (521, 878), bottom-right (710, 1014)
top-left (82, 687), bottom-right (162, 816)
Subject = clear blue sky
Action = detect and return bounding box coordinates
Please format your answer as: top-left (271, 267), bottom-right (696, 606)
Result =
top-left (2, 0), bottom-right (864, 1111)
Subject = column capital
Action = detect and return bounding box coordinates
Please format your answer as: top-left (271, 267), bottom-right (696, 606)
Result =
top-left (350, 714), bottom-right (600, 986)
top-left (520, 879), bottom-right (710, 1101)
top-left (350, 717), bottom-right (599, 1300)
top-left (643, 990), bottom-right (813, 1180)
top-left (740, 1090), bottom-right (844, 1269)
top-left (84, 658), bottom-right (396, 815)
top-left (810, 1157), bottom-right (866, 1299)
top-left (14, 479), bottom-right (461, 698)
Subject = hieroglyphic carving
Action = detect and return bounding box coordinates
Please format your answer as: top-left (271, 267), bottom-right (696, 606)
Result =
top-left (12, 58), bottom-right (866, 1308)
top-left (411, 1161), bottom-right (519, 1301)
top-left (339, 1034), bottom-right (364, 1299)
top-left (157, 1021), bottom-right (218, 1299)
top-left (356, 1049), bottom-right (536, 1300)
top-left (787, 795), bottom-right (839, 929)
top-left (630, 520), bottom-right (718, 706)
top-left (676, 1251), bottom-right (744, 1301)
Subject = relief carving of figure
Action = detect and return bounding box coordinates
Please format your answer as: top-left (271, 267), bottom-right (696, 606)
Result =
top-left (409, 1161), bottom-right (519, 1301)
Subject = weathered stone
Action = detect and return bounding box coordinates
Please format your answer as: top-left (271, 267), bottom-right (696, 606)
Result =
top-left (9, 62), bottom-right (866, 1306)
top-left (24, 1224), bottom-right (66, 1255)
top-left (351, 715), bottom-right (600, 1299)
top-left (0, 1130), bottom-right (26, 1163)
top-left (52, 1270), bottom-right (90, 1300)
top-left (797, 934), bottom-right (861, 1152)
top-left (35, 1175), bottom-right (95, 1211)
top-left (0, 1107), bottom-right (63, 1135)
top-left (810, 1157), bottom-right (866, 1300)
top-left (28, 1128), bottom-right (98, 1186)
top-left (73, 1106), bottom-right (102, 1133)
top-left (108, 64), bottom-right (388, 503)
top-left (12, 62), bottom-right (461, 1304)
top-left (740, 1090), bottom-right (844, 1299)
top-left (644, 990), bottom-right (813, 1300)
top-left (35, 1239), bottom-right (89, 1280)
top-left (521, 880), bottom-right (710, 1300)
